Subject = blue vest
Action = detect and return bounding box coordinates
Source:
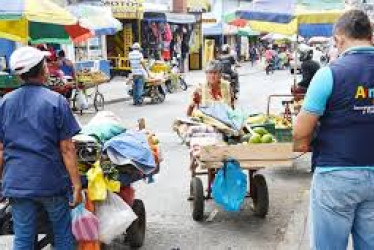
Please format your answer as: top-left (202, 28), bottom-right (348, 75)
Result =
top-left (315, 50), bottom-right (374, 167)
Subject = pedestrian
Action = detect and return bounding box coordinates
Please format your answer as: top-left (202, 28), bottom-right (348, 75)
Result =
top-left (57, 49), bottom-right (76, 81)
top-left (293, 10), bottom-right (374, 250)
top-left (129, 43), bottom-right (148, 106)
top-left (249, 45), bottom-right (257, 67)
top-left (1, 46), bottom-right (82, 249)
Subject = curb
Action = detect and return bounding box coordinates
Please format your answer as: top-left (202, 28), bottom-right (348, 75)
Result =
top-left (276, 191), bottom-right (310, 250)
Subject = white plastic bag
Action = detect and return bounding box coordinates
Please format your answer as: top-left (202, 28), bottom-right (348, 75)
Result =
top-left (76, 89), bottom-right (88, 110)
top-left (95, 192), bottom-right (137, 244)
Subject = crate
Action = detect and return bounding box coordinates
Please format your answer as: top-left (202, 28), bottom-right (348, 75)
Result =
top-left (0, 75), bottom-right (20, 89)
top-left (275, 128), bottom-right (293, 142)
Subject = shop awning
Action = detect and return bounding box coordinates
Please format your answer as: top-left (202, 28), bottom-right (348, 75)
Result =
top-left (166, 13), bottom-right (196, 24)
top-left (203, 23), bottom-right (238, 36)
top-left (143, 12), bottom-right (166, 22)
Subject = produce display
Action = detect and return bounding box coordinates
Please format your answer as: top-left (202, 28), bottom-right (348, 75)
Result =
top-left (77, 69), bottom-right (109, 87)
top-left (247, 114), bottom-right (292, 129)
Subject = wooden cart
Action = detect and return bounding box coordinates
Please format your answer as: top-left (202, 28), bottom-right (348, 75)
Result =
top-left (189, 143), bottom-right (295, 221)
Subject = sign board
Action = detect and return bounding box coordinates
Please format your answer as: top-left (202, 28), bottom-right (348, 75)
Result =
top-left (102, 0), bottom-right (144, 19)
top-left (187, 0), bottom-right (211, 13)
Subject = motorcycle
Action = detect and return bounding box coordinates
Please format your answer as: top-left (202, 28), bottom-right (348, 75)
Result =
top-left (127, 75), bottom-right (167, 104)
top-left (165, 72), bottom-right (188, 93)
top-left (265, 59), bottom-right (275, 75)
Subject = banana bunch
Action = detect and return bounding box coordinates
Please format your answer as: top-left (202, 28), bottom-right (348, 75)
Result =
top-left (247, 114), bottom-right (268, 125)
top-left (269, 115), bottom-right (292, 129)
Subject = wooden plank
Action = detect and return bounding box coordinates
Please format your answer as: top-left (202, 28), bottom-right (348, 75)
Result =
top-left (200, 160), bottom-right (292, 170)
top-left (199, 143), bottom-right (294, 163)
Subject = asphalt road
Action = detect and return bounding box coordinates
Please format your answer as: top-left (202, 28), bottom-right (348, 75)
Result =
top-left (77, 64), bottom-right (312, 250)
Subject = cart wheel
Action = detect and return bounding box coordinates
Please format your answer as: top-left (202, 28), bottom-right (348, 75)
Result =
top-left (126, 199), bottom-right (146, 248)
top-left (179, 77), bottom-right (188, 91)
top-left (252, 174), bottom-right (269, 218)
top-left (94, 92), bottom-right (105, 111)
top-left (190, 177), bottom-right (204, 221)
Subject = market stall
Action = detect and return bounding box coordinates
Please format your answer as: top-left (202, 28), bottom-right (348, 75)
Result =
top-left (104, 0), bottom-right (144, 76)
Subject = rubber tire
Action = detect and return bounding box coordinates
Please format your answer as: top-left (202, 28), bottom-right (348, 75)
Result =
top-left (252, 174), bottom-right (269, 218)
top-left (126, 199), bottom-right (146, 248)
top-left (179, 77), bottom-right (188, 91)
top-left (93, 92), bottom-right (105, 111)
top-left (165, 80), bottom-right (175, 93)
top-left (190, 177), bottom-right (204, 221)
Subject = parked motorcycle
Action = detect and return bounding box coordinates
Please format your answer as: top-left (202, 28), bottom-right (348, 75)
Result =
top-left (165, 73), bottom-right (188, 93)
top-left (265, 59), bottom-right (275, 75)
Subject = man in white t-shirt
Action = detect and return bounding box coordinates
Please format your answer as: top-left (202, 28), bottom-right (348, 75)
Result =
top-left (129, 43), bottom-right (147, 105)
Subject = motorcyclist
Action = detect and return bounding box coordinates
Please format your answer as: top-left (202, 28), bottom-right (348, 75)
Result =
top-left (218, 44), bottom-right (239, 97)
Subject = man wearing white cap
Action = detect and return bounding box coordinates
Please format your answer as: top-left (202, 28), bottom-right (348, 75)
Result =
top-left (129, 42), bottom-right (147, 105)
top-left (0, 47), bottom-right (82, 249)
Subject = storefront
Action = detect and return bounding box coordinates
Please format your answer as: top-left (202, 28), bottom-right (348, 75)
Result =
top-left (187, 0), bottom-right (212, 70)
top-left (103, 0), bottom-right (144, 75)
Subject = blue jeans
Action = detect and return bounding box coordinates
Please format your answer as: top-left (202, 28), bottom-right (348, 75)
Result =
top-left (133, 76), bottom-right (144, 104)
top-left (10, 196), bottom-right (73, 250)
top-left (310, 170), bottom-right (374, 250)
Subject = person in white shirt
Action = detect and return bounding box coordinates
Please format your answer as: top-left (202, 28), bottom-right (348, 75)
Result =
top-left (129, 43), bottom-right (147, 105)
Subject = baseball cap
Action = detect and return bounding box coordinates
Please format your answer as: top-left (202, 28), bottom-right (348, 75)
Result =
top-left (132, 43), bottom-right (141, 50)
top-left (10, 47), bottom-right (50, 75)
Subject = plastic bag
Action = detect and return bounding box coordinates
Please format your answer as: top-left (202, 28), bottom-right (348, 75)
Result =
top-left (76, 89), bottom-right (89, 110)
top-left (95, 192), bottom-right (137, 244)
top-left (71, 203), bottom-right (99, 241)
top-left (87, 162), bottom-right (107, 201)
top-left (212, 159), bottom-right (247, 211)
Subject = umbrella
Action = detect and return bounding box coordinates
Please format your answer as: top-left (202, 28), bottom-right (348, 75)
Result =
top-left (236, 0), bottom-right (346, 37)
top-left (0, 0), bottom-right (92, 44)
top-left (67, 4), bottom-right (122, 36)
top-left (308, 36), bottom-right (331, 44)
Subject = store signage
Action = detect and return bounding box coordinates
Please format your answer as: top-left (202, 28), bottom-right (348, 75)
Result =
top-left (187, 0), bottom-right (211, 13)
top-left (102, 0), bottom-right (144, 19)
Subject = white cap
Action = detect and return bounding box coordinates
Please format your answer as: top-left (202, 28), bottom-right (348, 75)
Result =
top-left (132, 43), bottom-right (141, 50)
top-left (10, 47), bottom-right (50, 75)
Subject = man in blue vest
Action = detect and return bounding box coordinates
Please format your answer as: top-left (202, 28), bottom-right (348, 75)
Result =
top-left (293, 10), bottom-right (374, 249)
top-left (0, 47), bottom-right (82, 249)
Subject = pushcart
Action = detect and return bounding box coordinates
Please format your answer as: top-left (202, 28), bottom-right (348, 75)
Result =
top-left (127, 76), bottom-right (167, 104)
top-left (189, 143), bottom-right (294, 221)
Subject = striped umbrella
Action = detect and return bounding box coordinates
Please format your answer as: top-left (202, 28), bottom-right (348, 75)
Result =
top-left (236, 0), bottom-right (346, 37)
top-left (0, 0), bottom-right (93, 44)
top-left (67, 4), bottom-right (122, 36)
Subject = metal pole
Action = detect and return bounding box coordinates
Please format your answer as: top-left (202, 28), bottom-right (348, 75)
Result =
top-left (221, 0), bottom-right (224, 46)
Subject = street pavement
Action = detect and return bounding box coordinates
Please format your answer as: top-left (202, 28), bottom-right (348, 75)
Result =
top-left (83, 63), bottom-right (313, 250)
top-left (0, 63), bottom-right (313, 249)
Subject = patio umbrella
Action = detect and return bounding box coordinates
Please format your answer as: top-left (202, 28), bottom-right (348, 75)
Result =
top-left (0, 0), bottom-right (92, 44)
top-left (236, 0), bottom-right (346, 37)
top-left (67, 4), bottom-right (122, 36)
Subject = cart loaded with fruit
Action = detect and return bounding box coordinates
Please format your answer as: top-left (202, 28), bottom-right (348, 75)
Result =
top-left (173, 97), bottom-right (302, 221)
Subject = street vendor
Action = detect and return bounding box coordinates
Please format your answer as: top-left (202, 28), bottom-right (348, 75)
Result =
top-left (57, 49), bottom-right (76, 81)
top-left (187, 60), bottom-right (232, 116)
top-left (0, 47), bottom-right (82, 249)
top-left (129, 43), bottom-right (148, 106)
top-left (293, 10), bottom-right (374, 249)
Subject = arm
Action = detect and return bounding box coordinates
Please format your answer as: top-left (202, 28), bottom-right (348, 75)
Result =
top-left (0, 143), bottom-right (3, 178)
top-left (293, 67), bottom-right (333, 151)
top-left (60, 139), bottom-right (81, 206)
top-left (56, 97), bottom-right (82, 206)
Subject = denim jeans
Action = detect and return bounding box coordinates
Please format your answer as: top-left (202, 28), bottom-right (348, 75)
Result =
top-left (310, 170), bottom-right (374, 250)
top-left (10, 196), bottom-right (73, 250)
top-left (133, 75), bottom-right (144, 105)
